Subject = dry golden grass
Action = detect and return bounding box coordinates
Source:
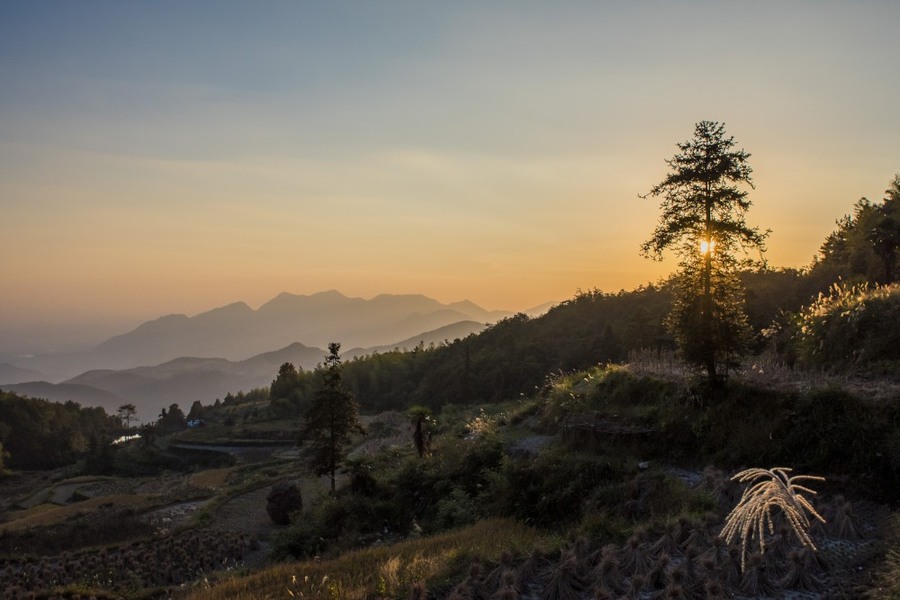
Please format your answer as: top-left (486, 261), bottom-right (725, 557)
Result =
top-left (720, 467), bottom-right (825, 572)
top-left (0, 493), bottom-right (157, 532)
top-left (182, 518), bottom-right (549, 600)
top-left (190, 466), bottom-right (237, 489)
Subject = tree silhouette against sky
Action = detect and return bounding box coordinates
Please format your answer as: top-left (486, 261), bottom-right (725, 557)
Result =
top-left (641, 121), bottom-right (768, 380)
top-left (303, 343), bottom-right (364, 492)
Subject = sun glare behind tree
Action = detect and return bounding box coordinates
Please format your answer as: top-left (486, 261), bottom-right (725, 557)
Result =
top-left (641, 120), bottom-right (769, 381)
top-left (700, 239), bottom-right (716, 254)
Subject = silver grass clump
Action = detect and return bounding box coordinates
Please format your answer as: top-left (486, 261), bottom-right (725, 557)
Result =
top-left (720, 467), bottom-right (825, 572)
top-left (488, 569), bottom-right (519, 600)
top-left (591, 547), bottom-right (626, 596)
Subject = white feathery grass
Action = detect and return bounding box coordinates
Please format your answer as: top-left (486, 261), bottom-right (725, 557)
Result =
top-left (720, 467), bottom-right (825, 572)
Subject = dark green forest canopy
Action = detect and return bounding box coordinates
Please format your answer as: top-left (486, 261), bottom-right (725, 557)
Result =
top-left (0, 390), bottom-right (118, 470)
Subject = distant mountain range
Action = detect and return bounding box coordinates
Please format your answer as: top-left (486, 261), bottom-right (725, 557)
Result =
top-left (92, 290), bottom-right (515, 369)
top-left (1, 291), bottom-right (552, 422)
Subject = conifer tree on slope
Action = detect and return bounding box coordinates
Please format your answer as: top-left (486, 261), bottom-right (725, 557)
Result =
top-left (303, 343), bottom-right (364, 492)
top-left (641, 121), bottom-right (768, 380)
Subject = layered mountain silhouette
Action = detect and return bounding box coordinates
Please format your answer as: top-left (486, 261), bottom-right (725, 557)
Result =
top-left (0, 363), bottom-right (44, 385)
top-left (92, 290), bottom-right (511, 369)
top-left (1, 291), bottom-right (535, 422)
top-left (2, 322), bottom-right (489, 424)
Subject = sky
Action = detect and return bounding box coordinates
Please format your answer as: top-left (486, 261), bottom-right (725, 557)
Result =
top-left (2, 1), bottom-right (899, 352)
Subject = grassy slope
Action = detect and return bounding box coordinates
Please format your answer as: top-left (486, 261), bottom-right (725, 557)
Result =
top-left (180, 363), bottom-right (900, 600)
top-left (3, 362), bottom-right (898, 599)
top-left (181, 518), bottom-right (549, 600)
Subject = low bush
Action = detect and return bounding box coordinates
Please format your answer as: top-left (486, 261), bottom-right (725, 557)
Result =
top-left (536, 365), bottom-right (900, 500)
top-left (271, 494), bottom-right (397, 559)
top-left (778, 282), bottom-right (900, 373)
top-left (480, 448), bottom-right (628, 528)
top-left (266, 482), bottom-right (303, 525)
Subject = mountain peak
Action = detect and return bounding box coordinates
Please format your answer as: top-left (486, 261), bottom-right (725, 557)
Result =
top-left (88, 290), bottom-right (523, 369)
top-left (199, 301), bottom-right (253, 317)
top-left (259, 290), bottom-right (350, 313)
top-left (448, 299), bottom-right (483, 312)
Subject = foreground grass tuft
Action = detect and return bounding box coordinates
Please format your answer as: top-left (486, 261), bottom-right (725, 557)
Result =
top-left (720, 467), bottom-right (825, 572)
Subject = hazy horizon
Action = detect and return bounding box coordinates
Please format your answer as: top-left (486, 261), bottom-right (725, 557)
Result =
top-left (3, 2), bottom-right (900, 351)
top-left (0, 288), bottom-right (552, 358)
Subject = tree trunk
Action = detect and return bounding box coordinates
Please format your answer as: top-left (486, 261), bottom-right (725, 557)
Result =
top-left (703, 182), bottom-right (717, 380)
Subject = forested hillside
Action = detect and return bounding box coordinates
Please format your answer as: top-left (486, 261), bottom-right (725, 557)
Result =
top-left (0, 391), bottom-right (119, 470)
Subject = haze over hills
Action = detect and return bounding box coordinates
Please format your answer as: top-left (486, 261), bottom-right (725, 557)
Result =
top-left (0, 322), bottom-right (491, 424)
top-left (0, 363), bottom-right (44, 385)
top-left (2, 290), bottom-right (533, 381)
top-left (0, 291), bottom-right (551, 422)
top-left (92, 290), bottom-right (515, 370)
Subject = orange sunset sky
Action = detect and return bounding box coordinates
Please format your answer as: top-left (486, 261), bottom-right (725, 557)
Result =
top-left (2, 2), bottom-right (899, 351)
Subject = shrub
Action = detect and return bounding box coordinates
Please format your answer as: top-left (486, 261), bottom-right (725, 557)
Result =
top-left (433, 486), bottom-right (478, 530)
top-left (480, 448), bottom-right (626, 527)
top-left (266, 482), bottom-right (303, 525)
top-left (783, 282), bottom-right (900, 372)
top-left (780, 388), bottom-right (878, 473)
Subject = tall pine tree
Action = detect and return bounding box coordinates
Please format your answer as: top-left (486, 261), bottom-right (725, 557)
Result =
top-left (641, 121), bottom-right (768, 380)
top-left (303, 343), bottom-right (364, 492)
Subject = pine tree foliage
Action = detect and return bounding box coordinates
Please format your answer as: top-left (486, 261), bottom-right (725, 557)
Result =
top-left (271, 362), bottom-right (302, 401)
top-left (811, 174), bottom-right (900, 286)
top-left (641, 121), bottom-right (768, 379)
top-left (303, 342), bottom-right (364, 492)
top-left (665, 253), bottom-right (753, 375)
top-left (116, 403), bottom-right (137, 428)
